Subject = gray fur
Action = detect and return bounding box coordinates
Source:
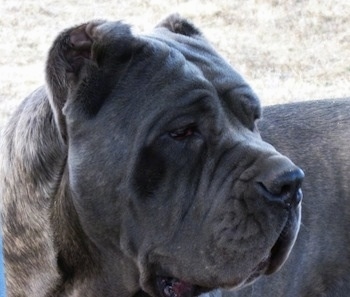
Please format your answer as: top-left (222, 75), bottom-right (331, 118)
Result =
top-left (1, 15), bottom-right (303, 297)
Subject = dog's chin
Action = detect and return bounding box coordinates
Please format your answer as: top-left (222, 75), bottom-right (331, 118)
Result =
top-left (151, 259), bottom-right (268, 297)
top-left (145, 206), bottom-right (301, 297)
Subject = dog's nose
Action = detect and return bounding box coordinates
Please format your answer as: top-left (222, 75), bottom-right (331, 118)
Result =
top-left (255, 157), bottom-right (304, 208)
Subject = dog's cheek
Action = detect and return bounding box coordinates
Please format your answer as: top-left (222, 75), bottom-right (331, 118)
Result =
top-left (133, 146), bottom-right (167, 198)
top-left (133, 137), bottom-right (204, 199)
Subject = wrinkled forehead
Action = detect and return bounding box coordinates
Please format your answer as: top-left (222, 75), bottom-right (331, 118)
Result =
top-left (148, 26), bottom-right (261, 107)
top-left (138, 34), bottom-right (206, 82)
top-left (133, 35), bottom-right (217, 100)
top-left (97, 34), bottom-right (220, 123)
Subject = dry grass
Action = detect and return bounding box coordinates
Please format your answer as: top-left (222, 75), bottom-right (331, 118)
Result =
top-left (1, 0), bottom-right (349, 127)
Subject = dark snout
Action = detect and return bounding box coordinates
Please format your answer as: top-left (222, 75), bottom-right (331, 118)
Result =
top-left (255, 155), bottom-right (304, 208)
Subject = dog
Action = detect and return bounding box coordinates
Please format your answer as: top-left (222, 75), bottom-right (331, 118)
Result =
top-left (157, 16), bottom-right (350, 296)
top-left (217, 98), bottom-right (350, 297)
top-left (0, 15), bottom-right (303, 297)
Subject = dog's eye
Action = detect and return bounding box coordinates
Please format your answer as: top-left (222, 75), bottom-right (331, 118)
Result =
top-left (169, 126), bottom-right (196, 141)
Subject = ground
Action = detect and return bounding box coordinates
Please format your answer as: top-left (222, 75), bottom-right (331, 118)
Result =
top-left (0, 0), bottom-right (349, 127)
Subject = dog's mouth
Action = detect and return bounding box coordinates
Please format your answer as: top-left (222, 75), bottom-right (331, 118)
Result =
top-left (156, 277), bottom-right (210, 297)
top-left (246, 205), bottom-right (301, 285)
top-left (153, 207), bottom-right (300, 297)
top-left (154, 256), bottom-right (268, 297)
top-left (265, 205), bottom-right (301, 275)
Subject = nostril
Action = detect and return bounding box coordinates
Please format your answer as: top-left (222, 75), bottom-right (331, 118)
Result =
top-left (279, 184), bottom-right (292, 197)
top-left (256, 168), bottom-right (304, 207)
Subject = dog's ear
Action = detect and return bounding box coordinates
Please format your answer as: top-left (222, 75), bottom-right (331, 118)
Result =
top-left (45, 20), bottom-right (139, 142)
top-left (156, 14), bottom-right (202, 37)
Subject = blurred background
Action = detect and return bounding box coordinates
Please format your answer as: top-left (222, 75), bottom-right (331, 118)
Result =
top-left (0, 0), bottom-right (349, 127)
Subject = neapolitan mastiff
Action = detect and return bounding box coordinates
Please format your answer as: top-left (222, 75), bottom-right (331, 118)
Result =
top-left (0, 15), bottom-right (307, 297)
top-left (156, 17), bottom-right (350, 297)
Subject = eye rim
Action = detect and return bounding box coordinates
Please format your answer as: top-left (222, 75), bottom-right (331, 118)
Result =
top-left (169, 124), bottom-right (198, 141)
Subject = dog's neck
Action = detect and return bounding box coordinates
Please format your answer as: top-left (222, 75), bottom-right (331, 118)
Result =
top-left (51, 161), bottom-right (142, 296)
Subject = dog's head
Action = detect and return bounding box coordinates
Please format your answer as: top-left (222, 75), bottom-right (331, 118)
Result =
top-left (46, 15), bottom-right (303, 297)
